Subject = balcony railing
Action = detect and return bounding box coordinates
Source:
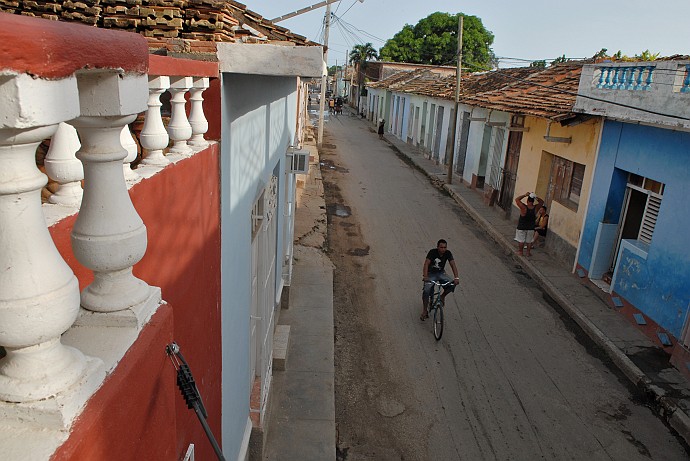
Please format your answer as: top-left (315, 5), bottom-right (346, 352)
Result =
top-left (595, 65), bottom-right (655, 91)
top-left (0, 12), bottom-right (218, 439)
top-left (575, 60), bottom-right (690, 130)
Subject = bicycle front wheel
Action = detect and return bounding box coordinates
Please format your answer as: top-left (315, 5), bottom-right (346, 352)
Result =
top-left (433, 304), bottom-right (443, 340)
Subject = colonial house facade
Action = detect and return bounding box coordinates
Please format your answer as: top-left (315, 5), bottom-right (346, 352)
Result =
top-left (0, 7), bottom-right (322, 461)
top-left (573, 60), bottom-right (690, 368)
top-left (462, 63), bottom-right (602, 267)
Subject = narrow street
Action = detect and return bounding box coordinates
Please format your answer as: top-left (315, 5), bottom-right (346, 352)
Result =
top-left (319, 111), bottom-right (689, 460)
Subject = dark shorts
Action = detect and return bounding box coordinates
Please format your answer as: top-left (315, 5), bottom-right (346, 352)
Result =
top-left (536, 228), bottom-right (547, 237)
top-left (422, 272), bottom-right (456, 301)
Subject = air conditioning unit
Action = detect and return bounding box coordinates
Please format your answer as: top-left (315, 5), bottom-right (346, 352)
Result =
top-left (287, 146), bottom-right (310, 174)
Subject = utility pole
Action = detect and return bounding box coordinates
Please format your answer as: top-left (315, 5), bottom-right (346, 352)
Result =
top-left (447, 14), bottom-right (463, 184)
top-left (344, 49), bottom-right (349, 100)
top-left (317, 1), bottom-right (331, 146)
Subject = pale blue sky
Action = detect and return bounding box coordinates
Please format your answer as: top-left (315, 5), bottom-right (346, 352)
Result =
top-left (251, 0), bottom-right (690, 68)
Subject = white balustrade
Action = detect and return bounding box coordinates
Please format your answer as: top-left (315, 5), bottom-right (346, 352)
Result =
top-left (0, 76), bottom-right (89, 402)
top-left (167, 76), bottom-right (193, 156)
top-left (140, 76), bottom-right (171, 166)
top-left (188, 77), bottom-right (210, 150)
top-left (71, 72), bottom-right (151, 313)
top-left (44, 122), bottom-right (83, 206)
top-left (121, 125), bottom-right (139, 181)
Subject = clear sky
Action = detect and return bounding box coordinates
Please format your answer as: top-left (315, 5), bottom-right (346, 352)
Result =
top-left (250, 0), bottom-right (690, 68)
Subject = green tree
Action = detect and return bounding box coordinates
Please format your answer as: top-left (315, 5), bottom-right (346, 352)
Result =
top-left (349, 43), bottom-right (378, 107)
top-left (530, 60), bottom-right (546, 68)
top-left (379, 12), bottom-right (495, 71)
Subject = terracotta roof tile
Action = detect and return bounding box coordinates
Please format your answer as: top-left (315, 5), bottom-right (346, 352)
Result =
top-left (462, 63), bottom-right (585, 121)
top-left (1, 0), bottom-right (317, 47)
top-left (368, 63), bottom-right (586, 121)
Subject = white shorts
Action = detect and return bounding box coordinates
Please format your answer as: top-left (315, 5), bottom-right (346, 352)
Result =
top-left (514, 229), bottom-right (534, 243)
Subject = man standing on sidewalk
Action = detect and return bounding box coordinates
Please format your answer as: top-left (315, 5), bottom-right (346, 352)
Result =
top-left (514, 192), bottom-right (543, 256)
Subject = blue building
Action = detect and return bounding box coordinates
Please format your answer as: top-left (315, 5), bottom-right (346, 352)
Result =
top-left (574, 61), bottom-right (690, 348)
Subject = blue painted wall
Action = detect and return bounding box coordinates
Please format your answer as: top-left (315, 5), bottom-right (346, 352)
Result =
top-left (220, 73), bottom-right (296, 459)
top-left (579, 121), bottom-right (690, 337)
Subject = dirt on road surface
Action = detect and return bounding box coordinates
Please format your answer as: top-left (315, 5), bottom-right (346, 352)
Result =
top-left (320, 136), bottom-right (425, 461)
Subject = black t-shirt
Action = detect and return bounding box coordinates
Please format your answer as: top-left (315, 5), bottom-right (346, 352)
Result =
top-left (426, 248), bottom-right (454, 273)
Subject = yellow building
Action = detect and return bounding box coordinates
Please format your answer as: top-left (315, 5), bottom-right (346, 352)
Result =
top-left (463, 63), bottom-right (602, 266)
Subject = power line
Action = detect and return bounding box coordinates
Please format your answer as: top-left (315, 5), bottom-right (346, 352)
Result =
top-left (332, 14), bottom-right (387, 44)
top-left (338, 0), bottom-right (359, 18)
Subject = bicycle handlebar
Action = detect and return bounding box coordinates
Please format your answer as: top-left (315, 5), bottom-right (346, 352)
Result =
top-left (424, 279), bottom-right (455, 286)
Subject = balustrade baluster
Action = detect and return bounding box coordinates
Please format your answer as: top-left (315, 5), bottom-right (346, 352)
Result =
top-left (617, 67), bottom-right (628, 90)
top-left (140, 76), bottom-right (171, 166)
top-left (636, 66), bottom-right (645, 90)
top-left (188, 77), bottom-right (210, 150)
top-left (0, 76), bottom-right (89, 402)
top-left (643, 66), bottom-right (654, 90)
top-left (71, 72), bottom-right (151, 313)
top-left (604, 67), bottom-right (613, 88)
top-left (596, 68), bottom-right (606, 88)
top-left (44, 122), bottom-right (83, 206)
top-left (626, 67), bottom-right (637, 90)
top-left (167, 76), bottom-right (193, 156)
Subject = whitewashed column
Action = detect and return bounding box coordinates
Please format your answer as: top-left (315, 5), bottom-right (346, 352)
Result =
top-left (140, 76), bottom-right (171, 166)
top-left (0, 75), bottom-right (88, 402)
top-left (44, 122), bottom-right (83, 206)
top-left (120, 125), bottom-right (139, 181)
top-left (71, 72), bottom-right (151, 313)
top-left (166, 76), bottom-right (193, 156)
top-left (188, 77), bottom-right (210, 150)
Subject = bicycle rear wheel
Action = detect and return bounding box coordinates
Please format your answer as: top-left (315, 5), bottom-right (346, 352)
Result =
top-left (433, 303), bottom-right (443, 340)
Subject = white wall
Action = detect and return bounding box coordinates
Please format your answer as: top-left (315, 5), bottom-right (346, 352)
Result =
top-left (463, 106), bottom-right (489, 183)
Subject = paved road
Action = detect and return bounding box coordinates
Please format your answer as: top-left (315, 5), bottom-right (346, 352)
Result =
top-left (323, 112), bottom-right (688, 460)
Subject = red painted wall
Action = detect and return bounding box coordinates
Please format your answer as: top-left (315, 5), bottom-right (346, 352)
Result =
top-left (51, 145), bottom-right (222, 461)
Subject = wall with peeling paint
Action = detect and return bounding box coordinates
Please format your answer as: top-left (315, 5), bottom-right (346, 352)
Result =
top-left (578, 120), bottom-right (690, 338)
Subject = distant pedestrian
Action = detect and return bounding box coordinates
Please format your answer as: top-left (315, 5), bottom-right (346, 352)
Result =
top-left (514, 192), bottom-right (543, 256)
top-left (378, 119), bottom-right (385, 139)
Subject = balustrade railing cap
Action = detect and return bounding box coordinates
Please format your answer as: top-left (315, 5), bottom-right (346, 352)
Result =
top-left (149, 55), bottom-right (219, 79)
top-left (0, 14), bottom-right (148, 79)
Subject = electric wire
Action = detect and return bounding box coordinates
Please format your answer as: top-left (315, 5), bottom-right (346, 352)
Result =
top-left (337, 0), bottom-right (359, 18)
top-left (333, 14), bottom-right (387, 44)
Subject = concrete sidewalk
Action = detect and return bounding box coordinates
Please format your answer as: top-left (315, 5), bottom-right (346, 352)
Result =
top-left (263, 138), bottom-right (336, 460)
top-left (378, 128), bottom-right (690, 446)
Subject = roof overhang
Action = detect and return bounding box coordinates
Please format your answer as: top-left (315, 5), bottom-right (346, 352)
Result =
top-left (217, 43), bottom-right (324, 78)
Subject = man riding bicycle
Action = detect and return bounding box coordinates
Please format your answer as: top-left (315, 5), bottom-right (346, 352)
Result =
top-left (421, 239), bottom-right (459, 321)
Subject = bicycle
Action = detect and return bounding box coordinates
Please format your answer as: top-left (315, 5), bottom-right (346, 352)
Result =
top-left (425, 280), bottom-right (454, 340)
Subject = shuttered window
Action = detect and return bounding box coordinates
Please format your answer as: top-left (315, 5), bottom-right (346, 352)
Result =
top-left (551, 156), bottom-right (585, 211)
top-left (639, 194), bottom-right (661, 244)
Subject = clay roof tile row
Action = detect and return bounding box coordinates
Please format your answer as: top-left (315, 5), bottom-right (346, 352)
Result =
top-left (0, 0), bottom-right (317, 47)
top-left (370, 62), bottom-right (588, 121)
